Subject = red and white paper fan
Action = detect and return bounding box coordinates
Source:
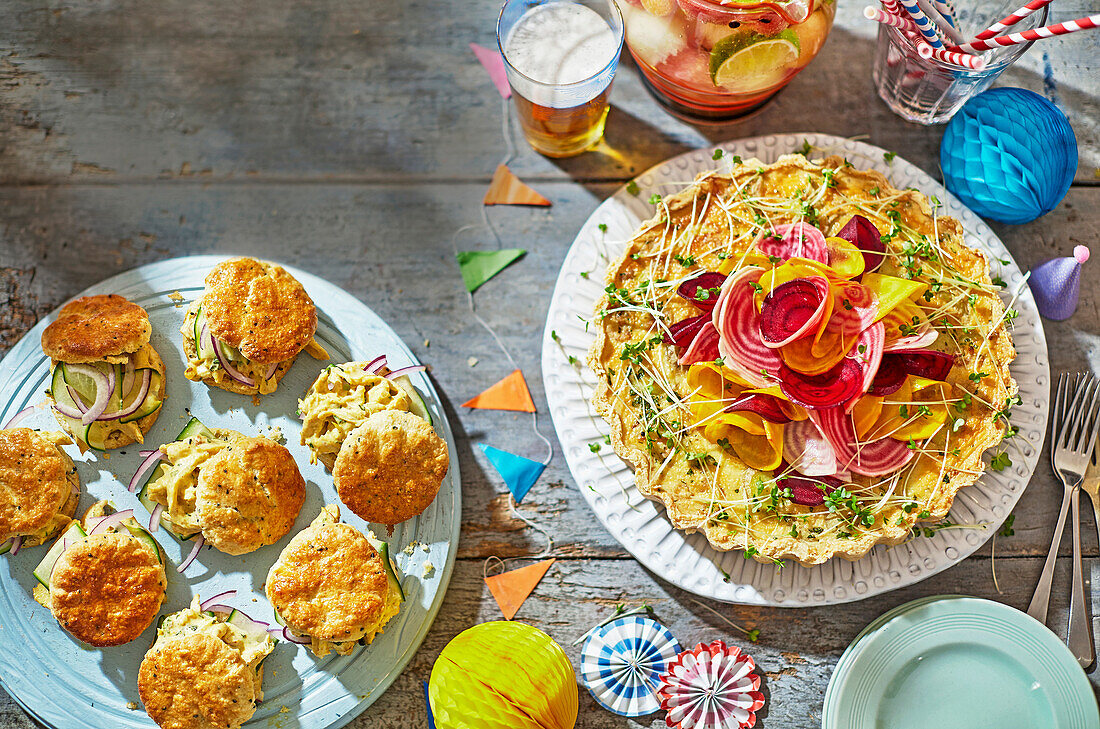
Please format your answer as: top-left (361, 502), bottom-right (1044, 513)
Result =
top-left (656, 641), bottom-right (766, 729)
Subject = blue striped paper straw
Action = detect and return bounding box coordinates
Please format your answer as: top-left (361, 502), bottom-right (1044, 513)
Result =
top-left (897, 0), bottom-right (945, 48)
top-left (931, 0), bottom-right (957, 28)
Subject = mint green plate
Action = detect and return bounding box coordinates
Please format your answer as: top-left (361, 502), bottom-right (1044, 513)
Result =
top-left (823, 597), bottom-right (1099, 729)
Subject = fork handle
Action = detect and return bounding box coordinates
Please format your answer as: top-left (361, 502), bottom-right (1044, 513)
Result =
top-left (1068, 488), bottom-right (1095, 668)
top-left (1028, 484), bottom-right (1073, 623)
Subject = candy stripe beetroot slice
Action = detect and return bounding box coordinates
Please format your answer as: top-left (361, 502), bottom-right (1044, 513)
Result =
top-left (810, 407), bottom-right (914, 477)
top-left (756, 222), bottom-right (829, 265)
top-left (677, 321), bottom-right (721, 365)
top-left (713, 267), bottom-right (783, 389)
top-left (782, 418), bottom-right (838, 477)
top-left (726, 393), bottom-right (791, 424)
top-left (663, 313), bottom-right (709, 348)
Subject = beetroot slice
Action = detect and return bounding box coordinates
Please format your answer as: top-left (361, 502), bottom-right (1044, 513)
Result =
top-left (868, 354), bottom-right (907, 396)
top-left (895, 349), bottom-right (955, 382)
top-left (726, 393), bottom-right (791, 424)
top-left (837, 215), bottom-right (885, 274)
top-left (778, 358), bottom-right (864, 410)
top-left (759, 278), bottom-right (828, 347)
top-left (678, 272), bottom-right (727, 311)
top-left (810, 407), bottom-right (914, 477)
top-left (664, 313), bottom-right (709, 347)
top-left (713, 267), bottom-right (783, 389)
top-left (678, 321), bottom-right (721, 365)
top-left (778, 465), bottom-right (844, 507)
top-left (758, 223), bottom-right (829, 264)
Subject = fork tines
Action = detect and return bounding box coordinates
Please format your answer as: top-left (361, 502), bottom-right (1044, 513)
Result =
top-left (1053, 373), bottom-right (1100, 461)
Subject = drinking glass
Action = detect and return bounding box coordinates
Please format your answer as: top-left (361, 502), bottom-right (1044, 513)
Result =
top-left (871, 0), bottom-right (1048, 124)
top-left (497, 0), bottom-right (625, 158)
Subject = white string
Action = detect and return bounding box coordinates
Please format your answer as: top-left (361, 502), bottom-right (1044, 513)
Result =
top-left (450, 96), bottom-right (554, 468)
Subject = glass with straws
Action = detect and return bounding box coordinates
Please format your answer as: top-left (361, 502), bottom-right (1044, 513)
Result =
top-left (497, 0), bottom-right (625, 157)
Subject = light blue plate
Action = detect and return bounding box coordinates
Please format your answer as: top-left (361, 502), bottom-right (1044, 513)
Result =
top-left (0, 255), bottom-right (461, 729)
top-left (823, 597), bottom-right (1099, 729)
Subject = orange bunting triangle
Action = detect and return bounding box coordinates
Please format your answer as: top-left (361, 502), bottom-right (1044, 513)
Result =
top-left (483, 164), bottom-right (551, 207)
top-left (462, 369), bottom-right (536, 413)
top-left (485, 558), bottom-right (556, 620)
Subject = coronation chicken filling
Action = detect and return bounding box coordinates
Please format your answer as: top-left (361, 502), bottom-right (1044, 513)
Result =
top-left (146, 432), bottom-right (233, 535)
top-left (298, 365), bottom-right (411, 465)
top-left (156, 596), bottom-right (274, 699)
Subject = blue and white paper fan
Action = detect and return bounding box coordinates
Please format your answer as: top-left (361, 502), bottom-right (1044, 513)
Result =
top-left (581, 615), bottom-right (681, 717)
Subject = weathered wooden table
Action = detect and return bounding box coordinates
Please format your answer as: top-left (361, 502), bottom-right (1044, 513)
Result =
top-left (2, 0), bottom-right (1098, 726)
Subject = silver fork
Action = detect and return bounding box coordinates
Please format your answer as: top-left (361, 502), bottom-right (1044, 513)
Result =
top-left (1027, 372), bottom-right (1100, 669)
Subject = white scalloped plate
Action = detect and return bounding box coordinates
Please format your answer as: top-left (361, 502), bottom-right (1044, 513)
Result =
top-left (0, 255), bottom-right (460, 728)
top-left (541, 134), bottom-right (1048, 606)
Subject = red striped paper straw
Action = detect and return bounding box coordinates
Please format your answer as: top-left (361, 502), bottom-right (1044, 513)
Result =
top-left (974, 0), bottom-right (1053, 40)
top-left (881, 0), bottom-right (906, 18)
top-left (951, 13), bottom-right (1100, 53)
top-left (865, 6), bottom-right (917, 31)
top-left (916, 40), bottom-right (987, 69)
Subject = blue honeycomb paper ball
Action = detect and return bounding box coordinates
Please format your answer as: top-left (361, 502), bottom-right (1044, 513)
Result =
top-left (940, 88), bottom-right (1077, 225)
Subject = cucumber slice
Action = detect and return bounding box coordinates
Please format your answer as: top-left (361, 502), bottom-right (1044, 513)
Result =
top-left (195, 306), bottom-right (216, 360)
top-left (32, 522), bottom-right (86, 587)
top-left (393, 375), bottom-right (432, 426)
top-left (379, 542), bottom-right (406, 602)
top-left (84, 421), bottom-right (111, 452)
top-left (60, 362), bottom-right (110, 404)
top-left (227, 609), bottom-right (270, 642)
top-left (272, 608), bottom-right (286, 627)
top-left (123, 521), bottom-right (163, 565)
top-left (138, 417), bottom-right (215, 536)
top-left (0, 539), bottom-right (10, 556)
top-left (119, 371), bottom-right (163, 424)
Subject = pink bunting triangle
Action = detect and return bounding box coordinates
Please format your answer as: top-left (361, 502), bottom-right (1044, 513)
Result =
top-left (470, 43), bottom-right (511, 99)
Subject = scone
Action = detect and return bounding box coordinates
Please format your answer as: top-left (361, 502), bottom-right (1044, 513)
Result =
top-left (139, 418), bottom-right (305, 555)
top-left (41, 294), bottom-right (165, 451)
top-left (32, 501), bottom-right (166, 647)
top-left (181, 257), bottom-right (328, 396)
top-left (0, 428), bottom-right (79, 551)
top-left (332, 409), bottom-right (448, 526)
top-left (298, 360), bottom-right (432, 469)
top-left (138, 595), bottom-right (275, 729)
top-left (266, 506), bottom-right (404, 657)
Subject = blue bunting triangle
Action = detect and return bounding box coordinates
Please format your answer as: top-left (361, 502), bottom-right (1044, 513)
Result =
top-left (480, 444), bottom-right (546, 503)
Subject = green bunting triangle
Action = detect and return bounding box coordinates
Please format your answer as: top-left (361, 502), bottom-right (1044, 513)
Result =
top-left (456, 249), bottom-right (526, 293)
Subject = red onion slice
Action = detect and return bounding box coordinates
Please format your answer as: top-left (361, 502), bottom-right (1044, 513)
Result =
top-left (129, 450), bottom-right (166, 493)
top-left (3, 406), bottom-right (34, 429)
top-left (283, 626), bottom-right (310, 645)
top-left (267, 627), bottom-right (284, 641)
top-left (264, 363), bottom-right (278, 381)
top-left (200, 590), bottom-right (237, 610)
top-left (178, 534), bottom-right (205, 572)
top-left (99, 369), bottom-right (151, 421)
top-left (148, 503), bottom-right (163, 532)
top-left (386, 365), bottom-right (427, 379)
top-left (364, 355), bottom-right (388, 374)
top-left (120, 360), bottom-right (136, 400)
top-left (88, 510), bottom-right (134, 535)
top-left (9, 536), bottom-right (22, 556)
top-left (64, 364), bottom-right (113, 426)
top-left (211, 333), bottom-right (254, 386)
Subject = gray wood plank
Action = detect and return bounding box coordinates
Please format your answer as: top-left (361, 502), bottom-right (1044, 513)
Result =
top-left (2, 556), bottom-right (1098, 728)
top-left (0, 183), bottom-right (1098, 561)
top-left (0, 0), bottom-right (1096, 186)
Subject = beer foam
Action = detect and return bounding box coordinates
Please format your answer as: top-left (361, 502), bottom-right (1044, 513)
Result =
top-left (503, 2), bottom-right (620, 107)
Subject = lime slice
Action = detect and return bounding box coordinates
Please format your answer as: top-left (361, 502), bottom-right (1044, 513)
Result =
top-left (709, 30), bottom-right (800, 94)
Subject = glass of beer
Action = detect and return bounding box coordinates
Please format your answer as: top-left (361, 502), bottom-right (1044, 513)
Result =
top-left (497, 0), bottom-right (625, 158)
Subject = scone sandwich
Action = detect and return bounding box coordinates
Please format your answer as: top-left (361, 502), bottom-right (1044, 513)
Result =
top-left (266, 506), bottom-right (404, 657)
top-left (298, 358), bottom-right (432, 470)
top-left (41, 294), bottom-right (165, 451)
top-left (139, 594), bottom-right (275, 729)
top-left (0, 427), bottom-right (79, 553)
top-left (181, 257), bottom-right (328, 396)
top-left (136, 417), bottom-right (305, 559)
top-left (32, 501), bottom-right (166, 647)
